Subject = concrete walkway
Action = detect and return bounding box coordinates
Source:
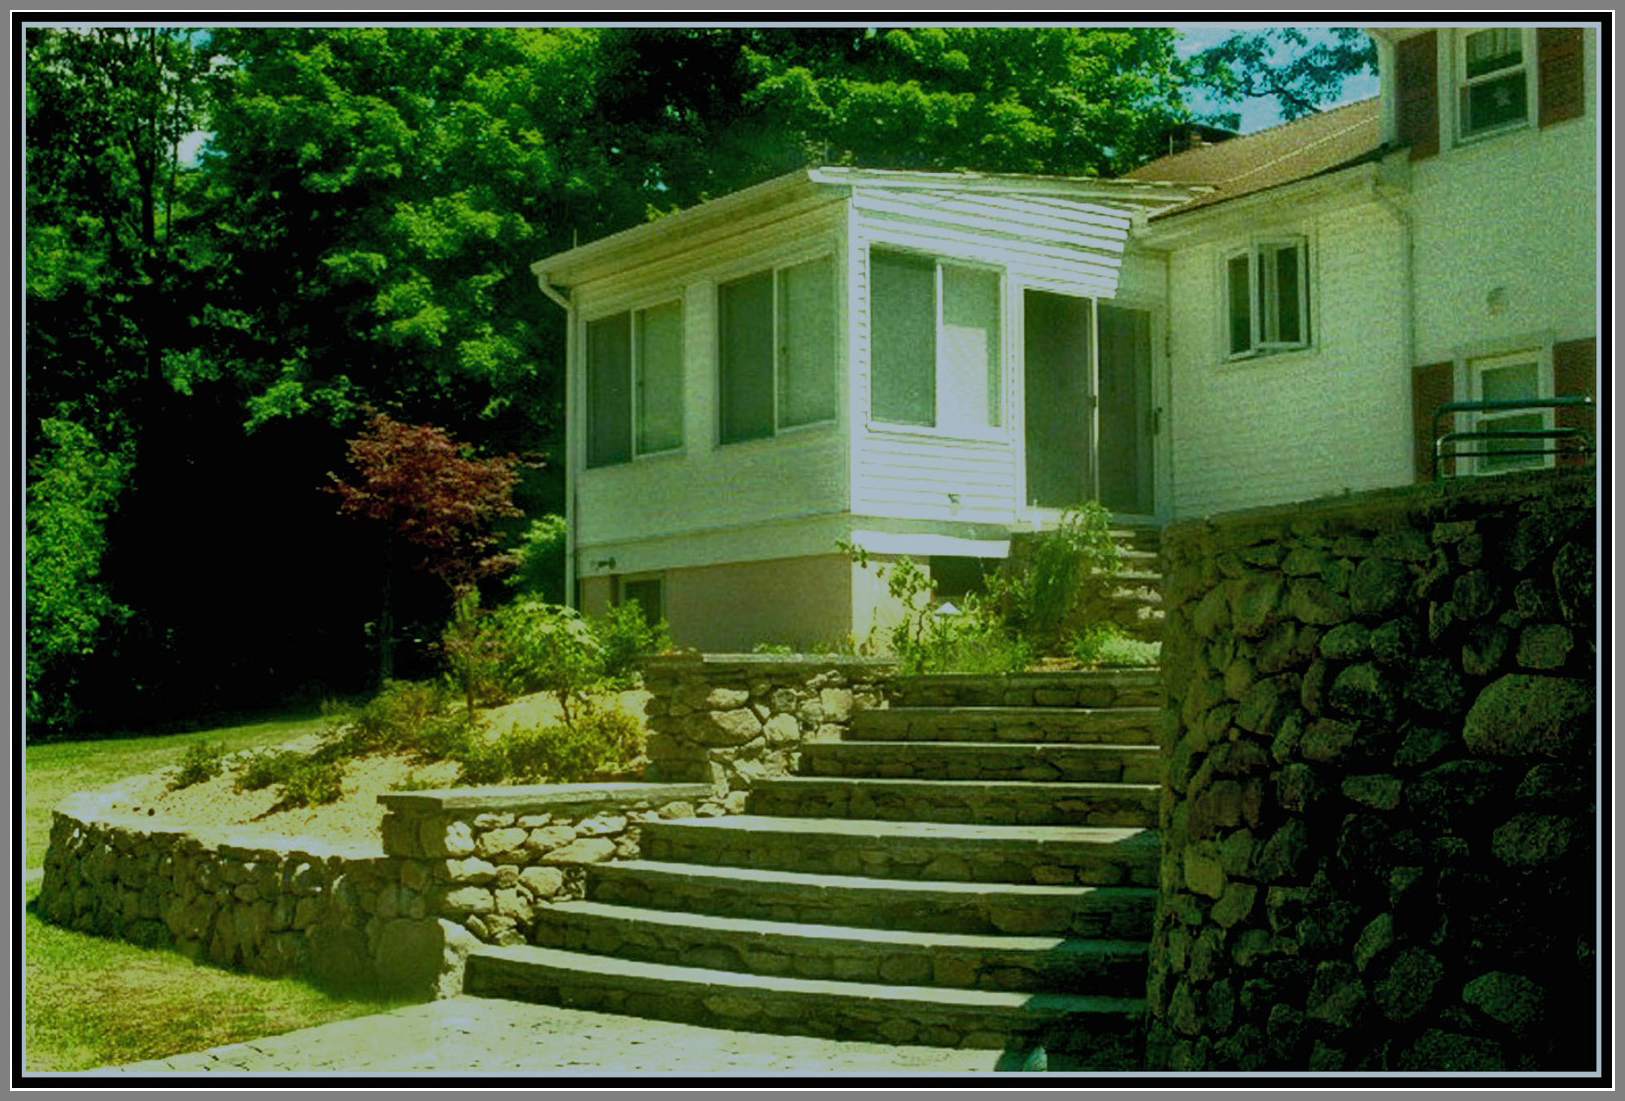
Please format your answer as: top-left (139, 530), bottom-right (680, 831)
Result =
top-left (78, 996), bottom-right (1035, 1077)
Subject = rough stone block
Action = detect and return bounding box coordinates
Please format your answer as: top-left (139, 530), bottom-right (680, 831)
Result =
top-left (1461, 971), bottom-right (1547, 1030)
top-left (540, 838), bottom-right (616, 865)
top-left (1490, 813), bottom-right (1578, 867)
top-left (1342, 773), bottom-right (1402, 811)
top-left (1516, 623), bottom-right (1574, 670)
top-left (1463, 674), bottom-right (1593, 758)
top-left (1350, 558), bottom-right (1412, 618)
top-left (1328, 663), bottom-right (1397, 723)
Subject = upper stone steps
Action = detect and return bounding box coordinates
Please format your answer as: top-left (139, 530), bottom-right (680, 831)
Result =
top-left (584, 859), bottom-right (1157, 939)
top-left (465, 943), bottom-right (1146, 1055)
top-left (748, 776), bottom-right (1161, 828)
top-left (638, 815), bottom-right (1158, 886)
top-left (890, 669), bottom-right (1163, 709)
top-left (798, 740), bottom-right (1163, 783)
top-left (850, 705), bottom-right (1161, 745)
top-left (530, 899), bottom-right (1150, 994)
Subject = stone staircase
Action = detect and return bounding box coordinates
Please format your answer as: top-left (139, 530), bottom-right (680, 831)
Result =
top-left (463, 667), bottom-right (1167, 1066)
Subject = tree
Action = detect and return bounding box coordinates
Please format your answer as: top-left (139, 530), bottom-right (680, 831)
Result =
top-left (328, 412), bottom-right (525, 682)
top-left (1190, 28), bottom-right (1377, 123)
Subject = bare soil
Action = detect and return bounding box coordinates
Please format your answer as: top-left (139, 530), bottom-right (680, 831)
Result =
top-left (98, 689), bottom-right (652, 850)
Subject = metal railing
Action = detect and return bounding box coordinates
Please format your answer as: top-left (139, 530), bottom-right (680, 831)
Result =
top-left (1432, 396), bottom-right (1595, 480)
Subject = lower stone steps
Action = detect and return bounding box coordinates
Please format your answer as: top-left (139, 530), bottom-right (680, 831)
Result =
top-left (748, 776), bottom-right (1160, 828)
top-left (799, 741), bottom-right (1163, 783)
top-left (639, 816), bottom-right (1158, 886)
top-left (465, 943), bottom-right (1146, 1054)
top-left (851, 706), bottom-right (1161, 744)
top-left (530, 900), bottom-right (1150, 994)
top-left (586, 860), bottom-right (1157, 938)
top-left (890, 670), bottom-right (1163, 709)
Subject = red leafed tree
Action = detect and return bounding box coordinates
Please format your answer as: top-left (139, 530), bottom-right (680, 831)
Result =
top-left (329, 412), bottom-right (524, 683)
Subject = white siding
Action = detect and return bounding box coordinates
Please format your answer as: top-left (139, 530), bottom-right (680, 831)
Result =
top-left (572, 202), bottom-right (850, 569)
top-left (1165, 199), bottom-right (1412, 519)
top-left (1408, 115), bottom-right (1596, 362)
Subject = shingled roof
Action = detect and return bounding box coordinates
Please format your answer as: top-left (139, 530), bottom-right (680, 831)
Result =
top-left (1126, 97), bottom-right (1383, 217)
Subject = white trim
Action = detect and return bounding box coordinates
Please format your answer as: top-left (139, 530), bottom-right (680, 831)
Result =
top-left (848, 530), bottom-right (1011, 559)
top-left (1447, 27), bottom-right (1539, 148)
top-left (1221, 234), bottom-right (1312, 361)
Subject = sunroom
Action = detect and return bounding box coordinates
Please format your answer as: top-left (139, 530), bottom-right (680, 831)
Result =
top-left (532, 167), bottom-right (1195, 651)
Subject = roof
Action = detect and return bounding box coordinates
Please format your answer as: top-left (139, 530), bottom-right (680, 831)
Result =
top-left (1125, 97), bottom-right (1382, 217)
top-left (531, 167), bottom-right (1199, 289)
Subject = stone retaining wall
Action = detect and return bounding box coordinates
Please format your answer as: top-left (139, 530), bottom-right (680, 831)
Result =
top-left (38, 782), bottom-right (708, 999)
top-left (1147, 469), bottom-right (1596, 1071)
top-left (640, 653), bottom-right (895, 798)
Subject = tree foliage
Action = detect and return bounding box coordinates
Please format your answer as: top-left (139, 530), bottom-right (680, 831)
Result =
top-left (1191, 28), bottom-right (1377, 122)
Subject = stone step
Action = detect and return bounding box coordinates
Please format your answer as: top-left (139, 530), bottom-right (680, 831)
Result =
top-left (889, 669), bottom-right (1164, 709)
top-left (640, 816), bottom-right (1159, 886)
top-left (465, 943), bottom-right (1146, 1056)
top-left (586, 860), bottom-right (1157, 939)
top-left (748, 777), bottom-right (1160, 828)
top-left (531, 900), bottom-right (1150, 995)
top-left (799, 741), bottom-right (1164, 784)
top-left (851, 706), bottom-right (1160, 744)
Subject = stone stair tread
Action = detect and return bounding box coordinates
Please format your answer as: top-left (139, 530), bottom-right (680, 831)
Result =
top-left (821, 739), bottom-right (1160, 753)
top-left (649, 815), bottom-right (1156, 846)
top-left (596, 858), bottom-right (1152, 900)
top-left (545, 899), bottom-right (1149, 957)
top-left (757, 777), bottom-right (1161, 796)
top-left (864, 705), bottom-right (1161, 718)
top-left (469, 943), bottom-right (1145, 1016)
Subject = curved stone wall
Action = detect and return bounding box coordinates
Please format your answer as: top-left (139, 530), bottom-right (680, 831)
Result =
top-left (1147, 470), bottom-right (1596, 1071)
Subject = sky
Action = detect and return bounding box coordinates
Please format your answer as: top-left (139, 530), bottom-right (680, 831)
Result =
top-left (1172, 25), bottom-right (1381, 134)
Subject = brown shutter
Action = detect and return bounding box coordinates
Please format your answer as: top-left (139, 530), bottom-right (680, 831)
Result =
top-left (1553, 336), bottom-right (1596, 467)
top-left (1413, 361), bottom-right (1455, 481)
top-left (1397, 31), bottom-right (1439, 161)
top-left (1539, 28), bottom-right (1586, 127)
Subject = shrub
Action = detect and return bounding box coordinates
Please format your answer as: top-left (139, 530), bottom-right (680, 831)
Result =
top-left (328, 680), bottom-right (461, 757)
top-left (278, 759), bottom-right (346, 807)
top-left (455, 706), bottom-right (645, 787)
top-left (1003, 502), bottom-right (1120, 645)
top-left (168, 742), bottom-right (227, 791)
top-left (590, 601), bottom-right (670, 687)
top-left (904, 613), bottom-right (1034, 676)
top-left (1070, 623), bottom-right (1162, 668)
top-left (506, 514), bottom-right (568, 602)
top-left (233, 749), bottom-right (307, 793)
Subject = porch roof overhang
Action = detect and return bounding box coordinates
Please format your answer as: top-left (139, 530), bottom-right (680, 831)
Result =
top-left (530, 167), bottom-right (1203, 296)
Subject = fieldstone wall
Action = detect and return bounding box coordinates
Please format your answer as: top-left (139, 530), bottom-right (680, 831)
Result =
top-left (1147, 469), bottom-right (1597, 1071)
top-left (376, 782), bottom-right (710, 948)
top-left (39, 781), bottom-right (708, 999)
top-left (641, 653), bottom-right (895, 800)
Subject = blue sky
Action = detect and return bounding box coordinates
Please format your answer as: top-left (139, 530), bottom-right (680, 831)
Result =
top-left (1173, 25), bottom-right (1381, 134)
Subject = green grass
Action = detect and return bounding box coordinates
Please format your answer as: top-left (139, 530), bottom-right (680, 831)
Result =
top-left (24, 712), bottom-right (327, 871)
top-left (23, 884), bottom-right (404, 1072)
top-left (23, 709), bottom-right (410, 1073)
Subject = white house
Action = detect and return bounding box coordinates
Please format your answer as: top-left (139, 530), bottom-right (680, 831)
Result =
top-left (531, 25), bottom-right (1597, 653)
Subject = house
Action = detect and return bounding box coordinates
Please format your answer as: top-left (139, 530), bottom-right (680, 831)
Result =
top-left (531, 25), bottom-right (1597, 653)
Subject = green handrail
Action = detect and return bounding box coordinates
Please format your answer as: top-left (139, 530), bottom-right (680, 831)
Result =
top-left (1432, 395), bottom-right (1594, 481)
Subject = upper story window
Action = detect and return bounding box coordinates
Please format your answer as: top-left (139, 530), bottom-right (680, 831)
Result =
top-left (718, 255), bottom-right (836, 445)
top-left (1457, 28), bottom-right (1533, 140)
top-left (1225, 237), bottom-right (1309, 359)
top-left (870, 248), bottom-right (1001, 433)
top-left (586, 300), bottom-right (684, 468)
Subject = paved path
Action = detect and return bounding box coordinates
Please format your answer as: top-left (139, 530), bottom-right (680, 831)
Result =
top-left (77, 996), bottom-right (1030, 1077)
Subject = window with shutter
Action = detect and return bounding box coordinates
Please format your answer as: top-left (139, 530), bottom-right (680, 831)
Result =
top-left (1538, 28), bottom-right (1586, 127)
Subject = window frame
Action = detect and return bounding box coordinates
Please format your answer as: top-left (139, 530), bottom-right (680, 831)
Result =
top-left (583, 298), bottom-right (687, 469)
top-left (1463, 346), bottom-right (1555, 476)
top-left (1222, 236), bottom-right (1311, 361)
top-left (1452, 28), bottom-right (1538, 144)
top-left (715, 253), bottom-right (839, 447)
top-left (866, 245), bottom-right (1006, 441)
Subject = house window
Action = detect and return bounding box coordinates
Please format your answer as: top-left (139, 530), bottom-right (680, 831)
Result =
top-left (718, 255), bottom-right (836, 444)
top-left (586, 301), bottom-right (684, 468)
top-left (618, 575), bottom-right (664, 627)
top-left (1469, 350), bottom-right (1552, 474)
top-left (870, 248), bottom-right (1001, 432)
top-left (1225, 238), bottom-right (1309, 358)
top-left (1457, 29), bottom-right (1532, 140)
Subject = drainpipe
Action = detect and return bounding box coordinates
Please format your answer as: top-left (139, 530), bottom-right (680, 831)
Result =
top-left (1370, 165), bottom-right (1417, 424)
top-left (536, 272), bottom-right (577, 608)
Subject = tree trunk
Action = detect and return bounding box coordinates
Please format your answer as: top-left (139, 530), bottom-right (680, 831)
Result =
top-left (379, 532), bottom-right (395, 686)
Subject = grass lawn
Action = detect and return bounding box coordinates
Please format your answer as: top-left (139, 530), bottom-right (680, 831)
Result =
top-left (22, 710), bottom-right (412, 1073)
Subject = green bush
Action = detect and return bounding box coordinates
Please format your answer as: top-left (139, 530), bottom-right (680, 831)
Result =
top-left (590, 601), bottom-right (670, 686)
top-left (1069, 623), bottom-right (1162, 668)
top-left (167, 741), bottom-right (227, 791)
top-left (506, 515), bottom-right (568, 602)
top-left (455, 707), bottom-right (645, 787)
top-left (233, 749), bottom-right (307, 793)
top-left (1003, 502), bottom-right (1120, 645)
top-left (278, 759), bottom-right (346, 807)
top-left (327, 680), bottom-right (462, 758)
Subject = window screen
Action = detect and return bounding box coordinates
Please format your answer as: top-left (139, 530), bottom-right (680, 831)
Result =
top-left (941, 264), bottom-right (1001, 431)
top-left (718, 272), bottom-right (775, 443)
top-left (636, 301), bottom-right (683, 454)
top-left (778, 256), bottom-right (837, 428)
top-left (870, 250), bottom-right (937, 426)
top-left (586, 312), bottom-right (632, 467)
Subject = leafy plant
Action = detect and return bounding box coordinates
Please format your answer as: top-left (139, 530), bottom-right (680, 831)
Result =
top-left (506, 514), bottom-right (569, 602)
top-left (328, 679), bottom-right (464, 758)
top-left (1008, 502), bottom-right (1121, 645)
top-left (590, 601), bottom-right (670, 687)
top-left (458, 706), bottom-right (644, 787)
top-left (167, 742), bottom-right (227, 791)
top-left (233, 749), bottom-right (307, 794)
top-left (277, 759), bottom-right (347, 807)
top-left (1070, 623), bottom-right (1162, 668)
